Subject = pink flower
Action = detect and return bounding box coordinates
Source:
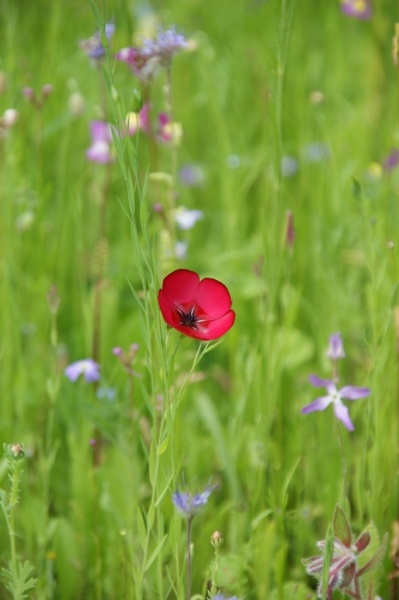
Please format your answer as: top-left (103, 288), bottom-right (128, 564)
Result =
top-left (86, 121), bottom-right (114, 163)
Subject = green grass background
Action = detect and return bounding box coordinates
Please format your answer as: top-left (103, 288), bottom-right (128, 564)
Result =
top-left (0, 0), bottom-right (399, 598)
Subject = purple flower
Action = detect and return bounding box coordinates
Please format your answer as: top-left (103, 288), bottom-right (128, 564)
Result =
top-left (86, 121), bottom-right (114, 163)
top-left (301, 374), bottom-right (370, 431)
top-left (326, 332), bottom-right (345, 361)
top-left (64, 359), bottom-right (101, 383)
top-left (80, 23), bottom-right (115, 62)
top-left (172, 485), bottom-right (214, 519)
top-left (212, 595), bottom-right (240, 600)
top-left (142, 25), bottom-right (188, 67)
top-left (383, 149), bottom-right (399, 171)
top-left (115, 47), bottom-right (159, 82)
top-left (340, 0), bottom-right (372, 20)
top-left (179, 164), bottom-right (205, 187)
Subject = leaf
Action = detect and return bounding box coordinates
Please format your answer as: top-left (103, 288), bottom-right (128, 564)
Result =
top-left (144, 534), bottom-right (168, 572)
top-left (2, 561), bottom-right (37, 600)
top-left (354, 531), bottom-right (371, 553)
top-left (357, 533), bottom-right (388, 577)
top-left (136, 507), bottom-right (147, 552)
top-left (333, 504), bottom-right (352, 548)
top-left (321, 522), bottom-right (334, 600)
top-left (156, 436), bottom-right (169, 456)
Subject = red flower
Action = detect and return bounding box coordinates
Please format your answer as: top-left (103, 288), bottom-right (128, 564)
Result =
top-left (158, 269), bottom-right (235, 341)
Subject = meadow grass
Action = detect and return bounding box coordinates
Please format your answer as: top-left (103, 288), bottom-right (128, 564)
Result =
top-left (0, 0), bottom-right (398, 598)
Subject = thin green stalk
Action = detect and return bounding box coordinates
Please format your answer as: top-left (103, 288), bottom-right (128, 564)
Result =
top-left (186, 517), bottom-right (193, 600)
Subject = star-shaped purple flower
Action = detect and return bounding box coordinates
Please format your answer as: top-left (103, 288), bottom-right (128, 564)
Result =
top-left (64, 359), bottom-right (101, 383)
top-left (302, 375), bottom-right (370, 431)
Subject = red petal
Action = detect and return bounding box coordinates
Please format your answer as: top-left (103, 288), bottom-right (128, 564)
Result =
top-left (158, 290), bottom-right (176, 327)
top-left (196, 277), bottom-right (233, 319)
top-left (160, 269), bottom-right (200, 306)
top-left (197, 310), bottom-right (235, 340)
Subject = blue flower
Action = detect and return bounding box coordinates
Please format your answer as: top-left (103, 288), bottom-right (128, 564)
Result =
top-left (172, 485), bottom-right (214, 519)
top-left (142, 26), bottom-right (188, 67)
top-left (64, 359), bottom-right (100, 383)
top-left (80, 23), bottom-right (115, 62)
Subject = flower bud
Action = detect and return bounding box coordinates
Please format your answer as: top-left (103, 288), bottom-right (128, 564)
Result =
top-left (10, 444), bottom-right (24, 458)
top-left (131, 89), bottom-right (143, 113)
top-left (22, 87), bottom-right (35, 101)
top-left (69, 91), bottom-right (85, 116)
top-left (211, 531), bottom-right (224, 548)
top-left (42, 84), bottom-right (53, 98)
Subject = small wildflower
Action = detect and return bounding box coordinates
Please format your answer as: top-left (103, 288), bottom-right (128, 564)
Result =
top-left (86, 121), bottom-right (114, 164)
top-left (115, 47), bottom-right (159, 82)
top-left (172, 484), bottom-right (215, 519)
top-left (96, 386), bottom-right (116, 401)
top-left (22, 87), bottom-right (35, 101)
top-left (211, 595), bottom-right (239, 600)
top-left (383, 149), bottom-right (399, 171)
top-left (1, 108), bottom-right (18, 128)
top-left (175, 240), bottom-right (188, 261)
top-left (303, 504), bottom-right (387, 599)
top-left (42, 84), bottom-right (53, 98)
top-left (174, 207), bottom-right (204, 230)
top-left (80, 23), bottom-right (115, 63)
top-left (326, 332), bottom-right (345, 361)
top-left (301, 374), bottom-right (370, 431)
top-left (226, 154), bottom-right (241, 169)
top-left (142, 25), bottom-right (188, 67)
top-left (125, 102), bottom-right (151, 135)
top-left (340, 0), bottom-right (372, 20)
top-left (304, 142), bottom-right (330, 162)
top-left (281, 155), bottom-right (299, 177)
top-left (179, 163), bottom-right (206, 187)
top-left (64, 358), bottom-right (101, 383)
top-left (156, 113), bottom-right (183, 145)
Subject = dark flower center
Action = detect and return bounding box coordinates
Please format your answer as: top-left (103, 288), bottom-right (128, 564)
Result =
top-left (176, 306), bottom-right (199, 330)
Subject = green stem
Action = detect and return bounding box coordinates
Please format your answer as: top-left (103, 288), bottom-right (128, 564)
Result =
top-left (186, 517), bottom-right (193, 600)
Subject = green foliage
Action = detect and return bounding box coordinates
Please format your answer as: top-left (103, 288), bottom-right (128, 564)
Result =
top-left (0, 0), bottom-right (397, 598)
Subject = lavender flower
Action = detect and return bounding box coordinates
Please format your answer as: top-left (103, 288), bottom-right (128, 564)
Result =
top-left (212, 595), bottom-right (240, 600)
top-left (174, 207), bottom-right (204, 230)
top-left (340, 0), bottom-right (372, 20)
top-left (142, 25), bottom-right (188, 67)
top-left (80, 23), bottom-right (115, 62)
top-left (326, 332), bottom-right (345, 361)
top-left (64, 359), bottom-right (101, 382)
top-left (383, 149), bottom-right (399, 171)
top-left (172, 485), bottom-right (214, 519)
top-left (302, 374), bottom-right (370, 431)
top-left (280, 155), bottom-right (298, 177)
top-left (179, 164), bottom-right (205, 187)
top-left (86, 121), bottom-right (114, 163)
